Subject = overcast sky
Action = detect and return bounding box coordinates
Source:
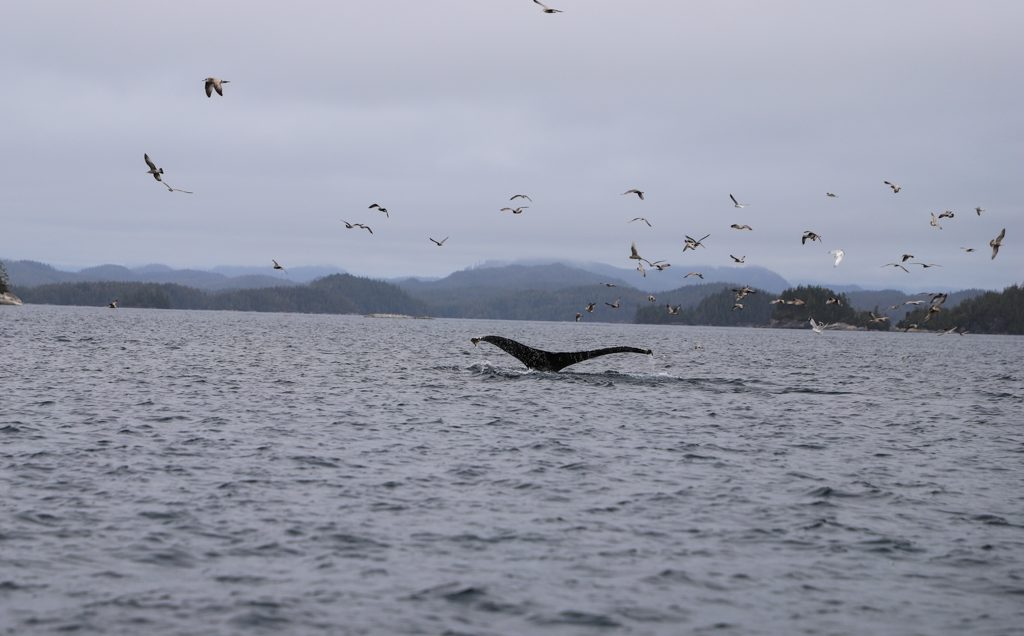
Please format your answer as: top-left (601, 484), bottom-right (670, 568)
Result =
top-left (2, 1), bottom-right (1020, 290)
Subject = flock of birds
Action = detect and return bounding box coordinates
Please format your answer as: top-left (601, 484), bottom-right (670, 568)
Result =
top-left (131, 2), bottom-right (1008, 332)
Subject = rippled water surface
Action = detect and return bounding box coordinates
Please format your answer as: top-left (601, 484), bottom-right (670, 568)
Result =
top-left (2, 305), bottom-right (1023, 635)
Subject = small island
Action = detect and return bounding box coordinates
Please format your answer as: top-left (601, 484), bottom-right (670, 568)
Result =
top-left (0, 261), bottom-right (23, 305)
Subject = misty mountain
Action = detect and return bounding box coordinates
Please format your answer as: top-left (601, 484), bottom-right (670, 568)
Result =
top-left (4, 259), bottom-right (299, 291)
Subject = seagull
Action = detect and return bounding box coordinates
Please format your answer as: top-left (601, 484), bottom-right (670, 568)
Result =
top-left (575, 312), bottom-right (582, 322)
top-left (629, 217), bottom-right (652, 227)
top-left (729, 194), bottom-right (748, 208)
top-left (825, 296), bottom-right (842, 306)
top-left (882, 262), bottom-right (910, 273)
top-left (730, 223), bottom-right (753, 231)
top-left (769, 298), bottom-right (785, 304)
top-left (107, 299), bottom-right (118, 309)
top-left (622, 189), bottom-right (645, 200)
top-left (937, 210), bottom-right (955, 219)
top-left (369, 203), bottom-right (389, 218)
top-left (603, 282), bottom-right (617, 287)
top-left (510, 194), bottom-right (533, 202)
top-left (729, 254), bottom-right (746, 264)
top-left (990, 228), bottom-right (1006, 259)
top-left (904, 300), bottom-right (926, 306)
top-left (143, 154), bottom-right (193, 194)
top-left (629, 242), bottom-right (644, 262)
top-left (684, 272), bottom-right (704, 279)
top-left (683, 234), bottom-right (710, 251)
top-left (605, 299), bottom-right (621, 309)
top-left (651, 261), bottom-right (671, 271)
top-left (272, 259), bottom-right (285, 271)
top-left (809, 317), bottom-right (827, 334)
top-left (429, 236), bottom-right (449, 246)
top-left (500, 206), bottom-right (528, 214)
top-left (667, 304), bottom-right (680, 315)
top-left (203, 77), bottom-right (230, 97)
top-left (884, 180), bottom-right (901, 193)
top-left (901, 254), bottom-right (915, 262)
top-left (732, 303), bottom-right (744, 311)
top-left (585, 302), bottom-right (596, 313)
top-left (868, 312), bottom-right (890, 324)
top-left (826, 192), bottom-right (838, 198)
top-left (533, 0), bottom-right (562, 13)
top-left (909, 262), bottom-right (941, 268)
top-left (801, 230), bottom-right (822, 244)
top-left (732, 285), bottom-right (756, 300)
top-left (975, 206), bottom-right (985, 216)
top-left (930, 212), bottom-right (942, 229)
top-left (647, 295), bottom-right (656, 303)
top-left (353, 223), bottom-right (373, 234)
top-left (785, 298), bottom-right (806, 306)
top-left (829, 249), bottom-right (845, 267)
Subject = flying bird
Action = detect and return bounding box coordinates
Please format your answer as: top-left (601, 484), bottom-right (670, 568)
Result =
top-left (961, 246), bottom-right (976, 253)
top-left (629, 217), bottom-right (652, 227)
top-left (683, 234), bottom-right (710, 251)
top-left (585, 302), bottom-right (596, 313)
top-left (143, 154), bottom-right (192, 193)
top-left (990, 228), bottom-right (1006, 259)
top-left (901, 254), bottom-right (915, 262)
top-left (730, 224), bottom-right (753, 231)
top-left (732, 303), bottom-right (744, 311)
top-left (826, 192), bottom-right (838, 198)
top-left (809, 317), bottom-right (828, 334)
top-left (825, 296), bottom-right (842, 306)
top-left (882, 262), bottom-right (910, 273)
top-left (729, 194), bottom-right (748, 208)
top-left (533, 0), bottom-right (562, 13)
top-left (605, 299), bottom-right (621, 309)
top-left (647, 295), bottom-right (656, 303)
top-left (107, 299), bottom-right (118, 309)
top-left (667, 304), bottom-right (680, 315)
top-left (937, 210), bottom-right (955, 219)
top-left (729, 255), bottom-right (746, 264)
top-left (622, 189), bottom-right (645, 200)
top-left (801, 231), bottom-right (822, 244)
top-left (684, 272), bottom-right (704, 279)
top-left (629, 242), bottom-right (644, 262)
top-left (909, 262), bottom-right (941, 268)
top-left (272, 259), bottom-right (285, 271)
top-left (429, 236), bottom-right (449, 246)
top-left (929, 212), bottom-right (942, 229)
top-left (510, 194), bottom-right (533, 202)
top-left (884, 180), bottom-right (901, 193)
top-left (204, 77), bottom-right (230, 97)
top-left (575, 312), bottom-right (582, 322)
top-left (369, 203), bottom-right (389, 218)
top-left (975, 206), bottom-right (985, 216)
top-left (353, 223), bottom-right (373, 234)
top-left (500, 207), bottom-right (528, 214)
top-left (829, 249), bottom-right (845, 267)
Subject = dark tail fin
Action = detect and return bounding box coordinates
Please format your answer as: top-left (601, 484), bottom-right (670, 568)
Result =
top-left (472, 335), bottom-right (651, 372)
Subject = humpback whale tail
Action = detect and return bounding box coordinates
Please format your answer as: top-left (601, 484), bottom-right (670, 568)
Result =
top-left (470, 335), bottom-right (652, 372)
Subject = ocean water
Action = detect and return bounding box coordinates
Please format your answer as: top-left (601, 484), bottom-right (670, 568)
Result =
top-left (1, 305), bottom-right (1022, 635)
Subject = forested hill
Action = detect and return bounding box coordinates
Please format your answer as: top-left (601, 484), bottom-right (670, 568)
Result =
top-left (13, 274), bottom-right (428, 316)
top-left (897, 284), bottom-right (1024, 335)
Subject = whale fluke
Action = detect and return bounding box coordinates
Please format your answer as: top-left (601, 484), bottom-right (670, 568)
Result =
top-left (470, 335), bottom-right (652, 372)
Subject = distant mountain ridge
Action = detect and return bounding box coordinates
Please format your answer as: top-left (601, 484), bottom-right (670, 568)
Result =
top-left (3, 259), bottom-right (344, 290)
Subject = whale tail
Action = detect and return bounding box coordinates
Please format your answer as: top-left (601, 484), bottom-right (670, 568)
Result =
top-left (471, 335), bottom-right (651, 372)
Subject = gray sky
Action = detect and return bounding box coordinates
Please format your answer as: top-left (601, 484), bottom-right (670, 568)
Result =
top-left (2, 0), bottom-right (1020, 291)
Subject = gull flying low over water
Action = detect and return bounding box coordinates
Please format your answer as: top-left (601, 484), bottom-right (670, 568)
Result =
top-left (809, 317), bottom-right (831, 334)
top-left (510, 194), bottom-right (532, 202)
top-left (829, 249), bottom-right (845, 267)
top-left (730, 224), bottom-right (753, 231)
top-left (630, 217), bottom-right (652, 227)
top-left (533, 0), bottom-right (562, 13)
top-left (729, 194), bottom-right (748, 208)
top-left (575, 312), bottom-right (582, 322)
top-left (801, 231), bottom-right (822, 244)
top-left (605, 299), bottom-right (621, 309)
top-left (204, 77), bottom-right (230, 97)
top-left (667, 304), bottom-right (680, 315)
top-left (143, 154), bottom-right (193, 194)
top-left (108, 299), bottom-right (118, 309)
top-left (884, 180), bottom-right (902, 193)
top-left (990, 228), bottom-right (1006, 259)
top-left (622, 189), bottom-right (645, 200)
top-left (585, 302), bottom-right (596, 313)
top-left (429, 236), bottom-right (449, 246)
top-left (369, 203), bottom-right (389, 218)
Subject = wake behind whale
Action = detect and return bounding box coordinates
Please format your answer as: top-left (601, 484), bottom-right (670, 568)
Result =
top-left (470, 335), bottom-right (652, 372)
